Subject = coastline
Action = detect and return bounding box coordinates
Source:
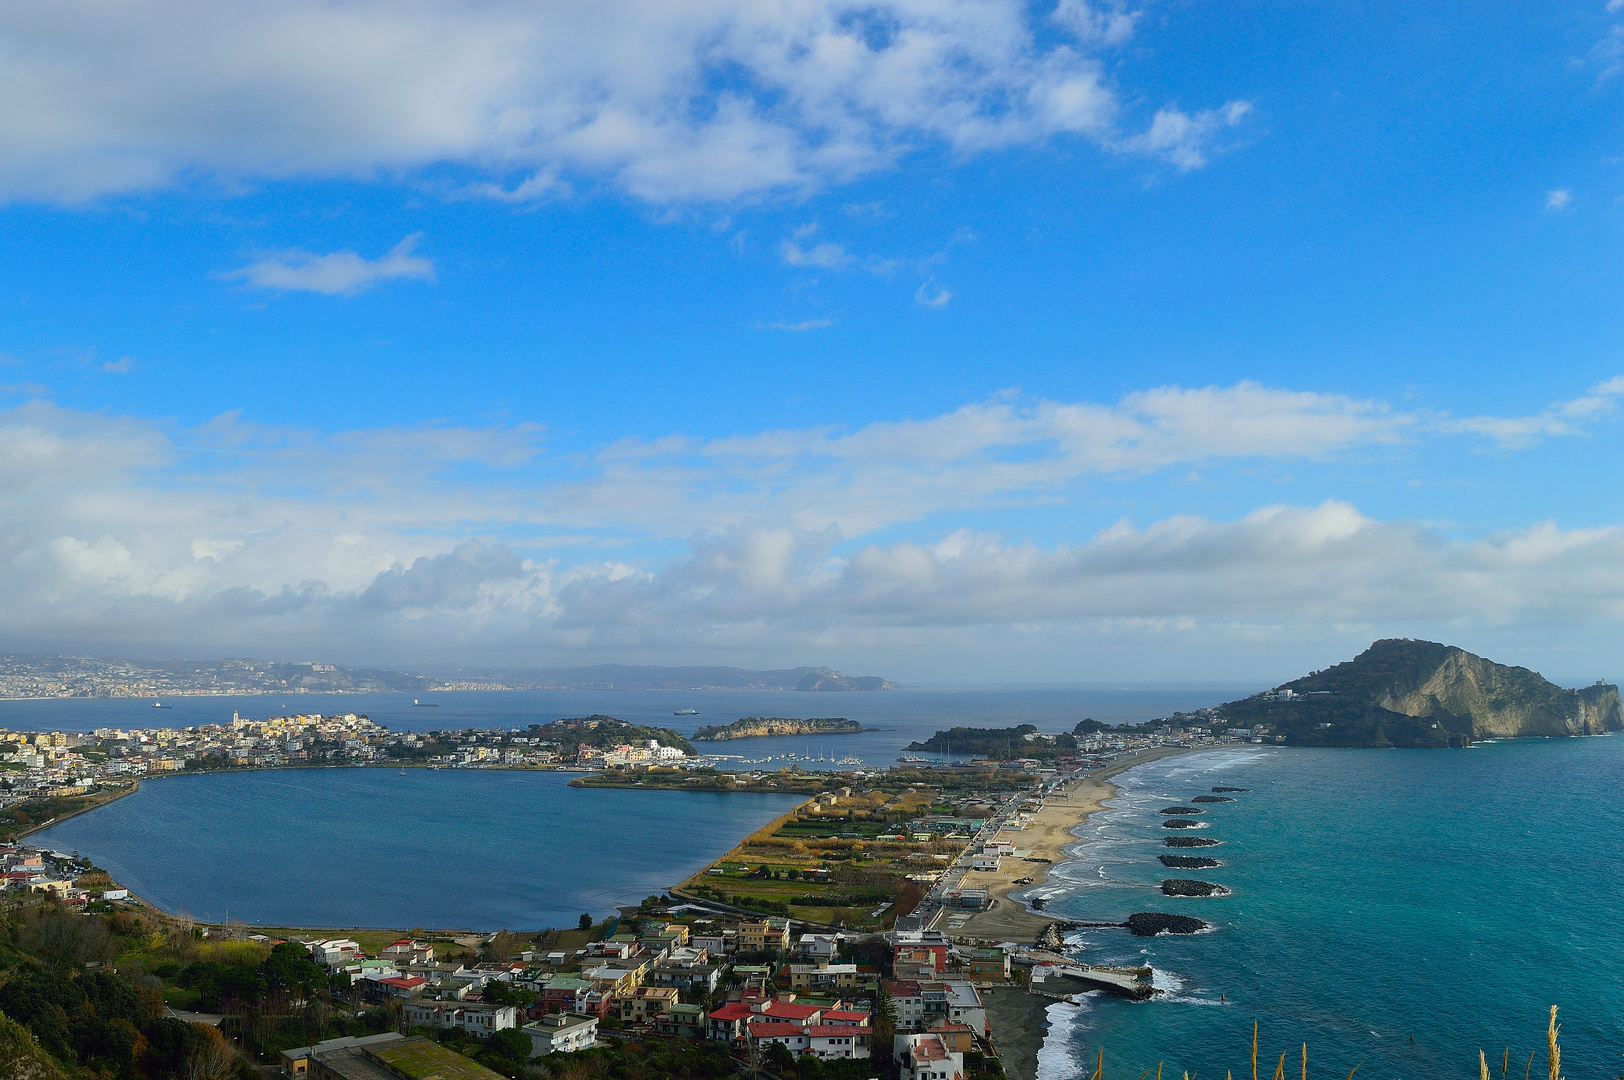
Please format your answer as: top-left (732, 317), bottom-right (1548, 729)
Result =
top-left (963, 746), bottom-right (1196, 1080)
top-left (946, 744), bottom-right (1195, 942)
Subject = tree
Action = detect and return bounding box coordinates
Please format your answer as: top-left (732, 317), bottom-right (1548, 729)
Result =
top-left (486, 1028), bottom-right (533, 1063)
top-left (179, 1023), bottom-right (237, 1080)
top-left (578, 913), bottom-right (593, 931)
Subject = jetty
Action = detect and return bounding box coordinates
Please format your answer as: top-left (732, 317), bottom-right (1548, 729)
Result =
top-left (1016, 948), bottom-right (1157, 1001)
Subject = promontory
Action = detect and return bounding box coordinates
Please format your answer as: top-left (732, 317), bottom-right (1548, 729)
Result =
top-left (1219, 639), bottom-right (1622, 748)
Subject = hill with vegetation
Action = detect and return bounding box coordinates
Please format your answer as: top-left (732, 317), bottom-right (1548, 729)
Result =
top-left (1219, 639), bottom-right (1623, 748)
top-left (906, 724), bottom-right (1078, 758)
top-left (692, 716), bottom-right (864, 741)
top-left (526, 716), bottom-right (697, 756)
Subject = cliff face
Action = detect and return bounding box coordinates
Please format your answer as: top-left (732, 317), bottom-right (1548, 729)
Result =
top-left (1375, 648), bottom-right (1619, 738)
top-left (1222, 639), bottom-right (1622, 747)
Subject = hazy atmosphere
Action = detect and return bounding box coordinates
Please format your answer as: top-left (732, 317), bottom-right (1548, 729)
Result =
top-left (3, 2), bottom-right (1621, 683)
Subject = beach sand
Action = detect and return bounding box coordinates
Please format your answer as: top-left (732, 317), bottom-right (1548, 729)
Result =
top-left (944, 744), bottom-right (1194, 942)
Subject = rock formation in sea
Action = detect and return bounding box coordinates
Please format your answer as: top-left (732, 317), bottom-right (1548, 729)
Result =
top-left (1126, 912), bottom-right (1207, 936)
top-left (1162, 819), bottom-right (1204, 829)
top-left (1160, 806), bottom-right (1203, 815)
top-left (1160, 854), bottom-right (1220, 868)
top-left (1212, 787), bottom-right (1248, 793)
top-left (1164, 836), bottom-right (1221, 848)
top-left (1161, 879), bottom-right (1231, 897)
top-left (1191, 795), bottom-right (1234, 803)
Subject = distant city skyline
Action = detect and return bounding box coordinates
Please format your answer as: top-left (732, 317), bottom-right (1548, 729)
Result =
top-left (0, 2), bottom-right (1620, 684)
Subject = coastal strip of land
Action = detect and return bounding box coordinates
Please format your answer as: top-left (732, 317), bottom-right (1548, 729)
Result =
top-left (942, 744), bottom-right (1195, 942)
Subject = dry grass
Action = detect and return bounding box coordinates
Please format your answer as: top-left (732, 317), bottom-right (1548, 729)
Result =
top-left (1089, 1008), bottom-right (1565, 1080)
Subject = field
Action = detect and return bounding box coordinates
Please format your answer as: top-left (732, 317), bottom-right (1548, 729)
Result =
top-left (675, 769), bottom-right (1031, 930)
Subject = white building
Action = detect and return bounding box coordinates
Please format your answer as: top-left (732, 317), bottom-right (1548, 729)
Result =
top-left (400, 1001), bottom-right (518, 1039)
top-left (523, 1013), bottom-right (599, 1055)
top-left (894, 1033), bottom-right (964, 1080)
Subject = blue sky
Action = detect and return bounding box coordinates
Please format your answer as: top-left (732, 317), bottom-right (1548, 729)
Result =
top-left (1, 0), bottom-right (1622, 683)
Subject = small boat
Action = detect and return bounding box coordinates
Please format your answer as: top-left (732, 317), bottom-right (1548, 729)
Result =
top-left (413, 699), bottom-right (438, 707)
top-left (673, 708), bottom-right (699, 716)
top-left (151, 701), bottom-right (171, 709)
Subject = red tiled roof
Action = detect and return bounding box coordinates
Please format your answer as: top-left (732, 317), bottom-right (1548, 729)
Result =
top-left (747, 1022), bottom-right (809, 1037)
top-left (822, 1010), bottom-right (871, 1024)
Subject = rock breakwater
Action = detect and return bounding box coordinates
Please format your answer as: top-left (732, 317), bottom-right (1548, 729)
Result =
top-left (1161, 878), bottom-right (1231, 897)
top-left (1127, 912), bottom-right (1207, 936)
top-left (1159, 854), bottom-right (1220, 869)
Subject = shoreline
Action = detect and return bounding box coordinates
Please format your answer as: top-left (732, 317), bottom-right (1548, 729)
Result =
top-left (944, 744), bottom-right (1196, 942)
top-left (963, 746), bottom-right (1199, 1080)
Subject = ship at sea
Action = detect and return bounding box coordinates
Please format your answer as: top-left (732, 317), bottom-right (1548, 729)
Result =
top-left (413, 699), bottom-right (438, 707)
top-left (151, 701), bottom-right (172, 709)
top-left (673, 708), bottom-right (699, 716)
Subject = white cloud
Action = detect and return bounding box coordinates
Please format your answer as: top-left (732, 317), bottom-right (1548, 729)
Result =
top-left (0, 1), bottom-right (1248, 205)
top-left (780, 239), bottom-right (849, 268)
top-left (914, 279), bottom-right (952, 307)
top-left (1440, 376), bottom-right (1624, 446)
top-left (1114, 100), bottom-right (1253, 170)
top-left (222, 235), bottom-right (435, 296)
top-left (1051, 0), bottom-right (1139, 46)
top-left (758, 318), bottom-right (834, 331)
top-left (1545, 188), bottom-right (1572, 210)
top-left (0, 379), bottom-right (1618, 670)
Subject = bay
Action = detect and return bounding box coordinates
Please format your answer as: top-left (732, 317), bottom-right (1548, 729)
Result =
top-left (28, 769), bottom-right (805, 930)
top-left (1032, 739), bottom-right (1624, 1080)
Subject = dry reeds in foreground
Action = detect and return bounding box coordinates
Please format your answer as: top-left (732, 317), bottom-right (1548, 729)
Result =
top-left (1087, 1006), bottom-right (1566, 1079)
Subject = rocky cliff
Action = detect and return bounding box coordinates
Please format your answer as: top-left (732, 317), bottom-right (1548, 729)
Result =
top-left (1219, 639), bottom-right (1622, 747)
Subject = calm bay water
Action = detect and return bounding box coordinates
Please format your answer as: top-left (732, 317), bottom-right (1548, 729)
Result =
top-left (29, 769), bottom-right (805, 929)
top-left (0, 685), bottom-right (1245, 769)
top-left (1032, 739), bottom-right (1624, 1080)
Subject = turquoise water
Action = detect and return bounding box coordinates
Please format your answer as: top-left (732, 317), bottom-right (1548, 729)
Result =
top-left (1030, 740), bottom-right (1624, 1080)
top-left (29, 769), bottom-right (805, 929)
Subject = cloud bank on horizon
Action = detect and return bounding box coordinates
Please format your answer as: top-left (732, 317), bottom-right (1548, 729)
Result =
top-left (3, 377), bottom-right (1623, 680)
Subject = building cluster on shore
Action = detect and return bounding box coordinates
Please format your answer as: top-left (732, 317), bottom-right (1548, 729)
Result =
top-left (0, 714), bottom-right (708, 807)
top-left (264, 912), bottom-right (1020, 1077)
top-left (0, 842), bottom-right (106, 903)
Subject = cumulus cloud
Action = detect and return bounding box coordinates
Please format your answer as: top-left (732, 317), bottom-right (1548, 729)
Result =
top-left (222, 235), bottom-right (435, 296)
top-left (0, 378), bottom-right (1619, 667)
top-left (1545, 189), bottom-right (1572, 210)
top-left (0, 0), bottom-right (1248, 204)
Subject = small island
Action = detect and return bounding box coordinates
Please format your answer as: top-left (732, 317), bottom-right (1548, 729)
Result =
top-left (691, 716), bottom-right (865, 741)
top-left (1165, 836), bottom-right (1222, 848)
top-left (1160, 854), bottom-right (1221, 869)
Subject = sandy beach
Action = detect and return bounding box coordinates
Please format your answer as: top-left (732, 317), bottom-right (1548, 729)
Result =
top-left (943, 744), bottom-right (1194, 942)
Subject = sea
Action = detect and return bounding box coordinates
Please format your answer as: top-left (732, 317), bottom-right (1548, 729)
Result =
top-left (1028, 739), bottom-right (1624, 1080)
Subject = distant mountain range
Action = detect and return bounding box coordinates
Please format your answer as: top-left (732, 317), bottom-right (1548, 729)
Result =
top-left (0, 653), bottom-right (894, 698)
top-left (1220, 639), bottom-right (1622, 748)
